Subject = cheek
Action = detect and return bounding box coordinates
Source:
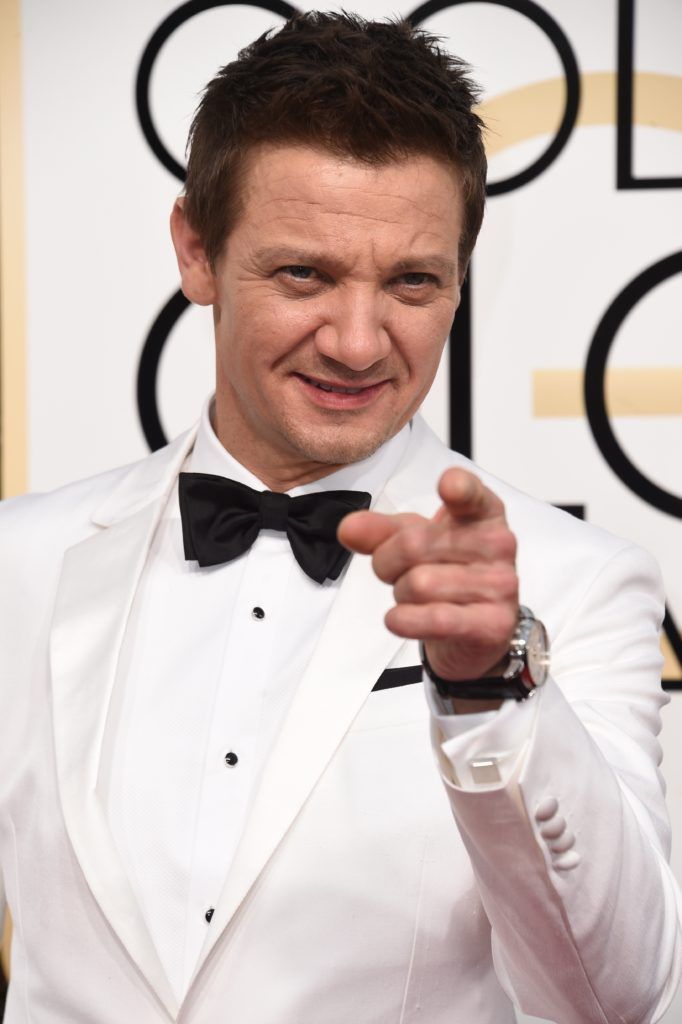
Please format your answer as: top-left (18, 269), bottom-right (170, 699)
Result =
top-left (223, 309), bottom-right (319, 387)
top-left (248, 301), bottom-right (326, 362)
top-left (392, 308), bottom-right (452, 376)
top-left (271, 304), bottom-right (322, 340)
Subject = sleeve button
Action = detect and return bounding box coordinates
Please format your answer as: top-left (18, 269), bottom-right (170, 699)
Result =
top-left (549, 831), bottom-right (575, 853)
top-left (539, 816), bottom-right (566, 840)
top-left (554, 850), bottom-right (581, 871)
top-left (534, 797), bottom-right (559, 822)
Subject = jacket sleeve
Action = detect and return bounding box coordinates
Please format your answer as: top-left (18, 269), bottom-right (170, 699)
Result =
top-left (431, 542), bottom-right (682, 1024)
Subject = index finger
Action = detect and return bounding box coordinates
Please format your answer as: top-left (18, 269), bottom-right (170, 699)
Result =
top-left (436, 467), bottom-right (505, 522)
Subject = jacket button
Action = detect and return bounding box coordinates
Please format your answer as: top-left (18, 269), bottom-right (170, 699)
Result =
top-left (224, 751), bottom-right (239, 767)
top-left (205, 908), bottom-right (214, 923)
top-left (251, 606), bottom-right (265, 619)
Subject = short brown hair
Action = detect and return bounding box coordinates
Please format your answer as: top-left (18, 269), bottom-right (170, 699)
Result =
top-left (184, 11), bottom-right (487, 276)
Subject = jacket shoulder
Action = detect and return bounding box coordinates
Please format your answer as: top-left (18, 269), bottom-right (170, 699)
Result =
top-left (1, 463), bottom-right (126, 537)
top-left (0, 433), bottom-right (189, 560)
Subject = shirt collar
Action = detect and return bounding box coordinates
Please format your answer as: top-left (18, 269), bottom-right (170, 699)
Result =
top-left (187, 395), bottom-right (411, 506)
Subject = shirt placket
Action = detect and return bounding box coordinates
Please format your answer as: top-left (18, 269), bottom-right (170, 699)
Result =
top-left (182, 531), bottom-right (293, 982)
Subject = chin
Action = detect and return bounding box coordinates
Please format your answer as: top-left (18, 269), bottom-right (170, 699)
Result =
top-left (283, 421), bottom-right (394, 467)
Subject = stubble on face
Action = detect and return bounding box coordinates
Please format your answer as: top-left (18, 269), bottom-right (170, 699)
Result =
top-left (210, 145), bottom-right (463, 489)
top-left (215, 363), bottom-right (405, 486)
top-left (265, 388), bottom-right (398, 467)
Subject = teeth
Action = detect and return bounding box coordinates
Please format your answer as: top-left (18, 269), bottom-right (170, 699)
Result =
top-left (306, 377), bottom-right (363, 395)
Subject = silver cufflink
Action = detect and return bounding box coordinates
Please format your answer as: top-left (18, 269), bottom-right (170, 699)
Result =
top-left (469, 757), bottom-right (501, 785)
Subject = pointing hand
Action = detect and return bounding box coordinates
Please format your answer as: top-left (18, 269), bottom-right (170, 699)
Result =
top-left (338, 467), bottom-right (519, 683)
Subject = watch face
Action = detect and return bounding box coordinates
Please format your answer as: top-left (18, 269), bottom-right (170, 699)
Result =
top-left (527, 620), bottom-right (550, 686)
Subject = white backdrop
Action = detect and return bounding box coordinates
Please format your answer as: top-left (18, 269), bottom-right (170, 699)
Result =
top-left (12, 0), bottom-right (682, 1020)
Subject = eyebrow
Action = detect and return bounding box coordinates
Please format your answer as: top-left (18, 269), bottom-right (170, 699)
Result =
top-left (252, 246), bottom-right (458, 278)
top-left (252, 246), bottom-right (333, 268)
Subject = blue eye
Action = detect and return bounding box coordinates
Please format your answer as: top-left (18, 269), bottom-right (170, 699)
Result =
top-left (401, 273), bottom-right (434, 286)
top-left (284, 265), bottom-right (315, 279)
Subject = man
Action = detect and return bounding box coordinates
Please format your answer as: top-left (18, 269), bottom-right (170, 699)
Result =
top-left (0, 12), bottom-right (679, 1024)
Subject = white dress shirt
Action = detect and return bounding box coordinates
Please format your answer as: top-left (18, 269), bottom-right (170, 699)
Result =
top-left (101, 399), bottom-right (412, 1000)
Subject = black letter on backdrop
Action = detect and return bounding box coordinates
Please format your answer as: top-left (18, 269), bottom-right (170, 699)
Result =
top-left (136, 0), bottom-right (299, 184)
top-left (617, 0), bottom-right (682, 190)
top-left (584, 252), bottom-right (682, 520)
top-left (135, 0), bottom-right (299, 448)
top-left (584, 252), bottom-right (682, 686)
top-left (407, 0), bottom-right (580, 455)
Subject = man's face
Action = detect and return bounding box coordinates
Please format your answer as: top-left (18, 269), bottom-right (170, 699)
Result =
top-left (195, 144), bottom-right (463, 485)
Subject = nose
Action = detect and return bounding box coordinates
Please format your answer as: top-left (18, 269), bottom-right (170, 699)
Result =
top-left (314, 287), bottom-right (392, 372)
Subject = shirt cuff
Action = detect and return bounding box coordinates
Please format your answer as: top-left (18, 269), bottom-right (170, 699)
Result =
top-left (427, 684), bottom-right (540, 790)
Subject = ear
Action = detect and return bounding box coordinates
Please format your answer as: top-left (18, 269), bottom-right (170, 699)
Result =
top-left (170, 198), bottom-right (218, 306)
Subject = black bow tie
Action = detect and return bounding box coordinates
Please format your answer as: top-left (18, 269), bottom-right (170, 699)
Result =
top-left (178, 473), bottom-right (371, 584)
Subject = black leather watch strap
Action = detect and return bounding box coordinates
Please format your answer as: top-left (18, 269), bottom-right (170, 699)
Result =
top-left (419, 642), bottom-right (534, 703)
top-left (419, 607), bottom-right (549, 707)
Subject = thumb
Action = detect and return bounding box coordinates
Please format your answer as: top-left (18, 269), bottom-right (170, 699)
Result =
top-left (338, 510), bottom-right (422, 555)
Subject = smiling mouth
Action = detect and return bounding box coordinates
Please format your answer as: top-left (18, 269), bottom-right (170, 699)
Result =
top-left (296, 373), bottom-right (384, 394)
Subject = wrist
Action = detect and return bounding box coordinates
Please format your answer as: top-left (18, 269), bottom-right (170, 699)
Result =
top-left (420, 606), bottom-right (550, 712)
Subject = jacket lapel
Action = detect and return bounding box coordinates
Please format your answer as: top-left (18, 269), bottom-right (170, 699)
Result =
top-left (50, 428), bottom-right (197, 1019)
top-left (51, 413), bottom-right (461, 1010)
top-left (189, 416), bottom-right (459, 985)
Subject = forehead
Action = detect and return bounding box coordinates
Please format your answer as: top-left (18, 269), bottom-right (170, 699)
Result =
top-left (232, 143), bottom-right (463, 260)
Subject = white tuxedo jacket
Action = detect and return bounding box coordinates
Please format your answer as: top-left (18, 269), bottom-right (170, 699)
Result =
top-left (0, 415), bottom-right (680, 1024)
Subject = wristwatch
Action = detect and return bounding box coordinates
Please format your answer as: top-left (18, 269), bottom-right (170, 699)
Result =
top-left (420, 605), bottom-right (550, 710)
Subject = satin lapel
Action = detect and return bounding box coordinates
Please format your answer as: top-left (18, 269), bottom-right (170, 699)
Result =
top-left (189, 486), bottom-right (405, 986)
top-left (51, 508), bottom-right (179, 1017)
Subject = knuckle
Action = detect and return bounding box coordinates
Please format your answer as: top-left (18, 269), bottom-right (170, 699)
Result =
top-left (431, 604), bottom-right (456, 637)
top-left (489, 564), bottom-right (519, 601)
top-left (500, 529), bottom-right (518, 562)
top-left (474, 526), bottom-right (498, 560)
top-left (407, 564), bottom-right (434, 600)
top-left (371, 552), bottom-right (392, 582)
top-left (471, 605), bottom-right (515, 648)
top-left (398, 526), bottom-right (426, 564)
top-left (384, 606), bottom-right (405, 636)
top-left (489, 490), bottom-right (505, 514)
top-left (494, 604), bottom-right (518, 642)
top-left (482, 524), bottom-right (517, 562)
